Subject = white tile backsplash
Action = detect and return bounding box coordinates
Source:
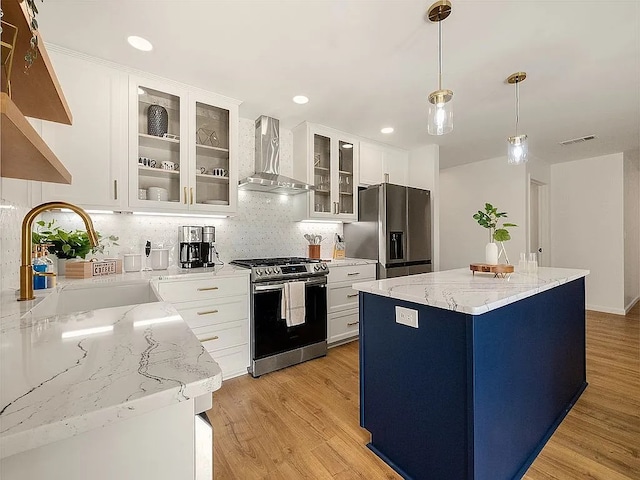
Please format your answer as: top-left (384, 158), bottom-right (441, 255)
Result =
top-left (1, 119), bottom-right (343, 291)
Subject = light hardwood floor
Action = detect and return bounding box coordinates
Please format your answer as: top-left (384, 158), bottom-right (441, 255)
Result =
top-left (207, 305), bottom-right (640, 479)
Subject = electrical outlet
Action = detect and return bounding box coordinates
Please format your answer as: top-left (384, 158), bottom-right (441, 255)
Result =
top-left (395, 306), bottom-right (418, 328)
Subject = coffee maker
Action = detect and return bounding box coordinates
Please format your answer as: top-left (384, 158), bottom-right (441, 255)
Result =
top-left (178, 226), bottom-right (203, 268)
top-left (201, 226), bottom-right (217, 268)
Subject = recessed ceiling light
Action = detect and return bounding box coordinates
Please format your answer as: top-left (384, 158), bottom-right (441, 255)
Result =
top-left (127, 35), bottom-right (153, 52)
top-left (293, 95), bottom-right (309, 104)
top-left (381, 127), bottom-right (394, 134)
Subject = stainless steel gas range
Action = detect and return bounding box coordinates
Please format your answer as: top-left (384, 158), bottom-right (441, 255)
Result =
top-left (230, 257), bottom-right (329, 377)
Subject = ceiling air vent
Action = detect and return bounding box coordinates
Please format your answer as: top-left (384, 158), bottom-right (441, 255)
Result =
top-left (559, 135), bottom-right (597, 146)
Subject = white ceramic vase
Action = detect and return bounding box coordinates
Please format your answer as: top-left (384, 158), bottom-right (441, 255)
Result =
top-left (485, 242), bottom-right (499, 265)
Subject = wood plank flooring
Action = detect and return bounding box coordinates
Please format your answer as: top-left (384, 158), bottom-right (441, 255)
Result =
top-left (207, 305), bottom-right (640, 479)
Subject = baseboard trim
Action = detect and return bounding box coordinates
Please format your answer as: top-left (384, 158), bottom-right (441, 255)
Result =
top-left (625, 296), bottom-right (640, 314)
top-left (586, 304), bottom-right (626, 316)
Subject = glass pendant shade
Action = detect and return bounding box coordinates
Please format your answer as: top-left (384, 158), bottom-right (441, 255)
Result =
top-left (507, 134), bottom-right (528, 165)
top-left (427, 90), bottom-right (453, 135)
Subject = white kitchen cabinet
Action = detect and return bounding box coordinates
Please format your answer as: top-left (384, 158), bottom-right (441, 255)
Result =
top-left (128, 76), bottom-right (239, 214)
top-left (326, 262), bottom-right (376, 345)
top-left (156, 274), bottom-right (250, 379)
top-left (293, 122), bottom-right (359, 221)
top-left (39, 49), bottom-right (127, 209)
top-left (358, 141), bottom-right (409, 187)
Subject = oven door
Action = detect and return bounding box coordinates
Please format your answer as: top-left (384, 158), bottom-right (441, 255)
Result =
top-left (251, 276), bottom-right (327, 361)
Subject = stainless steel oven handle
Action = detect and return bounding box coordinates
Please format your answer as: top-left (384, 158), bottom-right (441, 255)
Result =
top-left (253, 279), bottom-right (327, 292)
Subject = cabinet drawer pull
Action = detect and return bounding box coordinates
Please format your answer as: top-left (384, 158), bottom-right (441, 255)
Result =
top-left (346, 293), bottom-right (359, 298)
top-left (347, 321), bottom-right (359, 327)
top-left (200, 335), bottom-right (219, 342)
top-left (347, 272), bottom-right (361, 276)
top-left (197, 309), bottom-right (219, 316)
top-left (197, 286), bottom-right (219, 291)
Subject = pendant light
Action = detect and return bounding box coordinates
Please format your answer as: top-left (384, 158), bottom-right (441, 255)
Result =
top-left (507, 72), bottom-right (528, 165)
top-left (427, 0), bottom-right (453, 136)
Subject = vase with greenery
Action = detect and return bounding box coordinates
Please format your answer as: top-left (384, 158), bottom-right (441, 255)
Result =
top-left (473, 203), bottom-right (517, 264)
top-left (32, 219), bottom-right (119, 274)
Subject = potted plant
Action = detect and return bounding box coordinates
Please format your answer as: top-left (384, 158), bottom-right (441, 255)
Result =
top-left (32, 219), bottom-right (119, 274)
top-left (473, 203), bottom-right (517, 264)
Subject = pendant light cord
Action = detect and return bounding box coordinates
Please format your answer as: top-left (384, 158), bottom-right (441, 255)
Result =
top-left (515, 80), bottom-right (520, 137)
top-left (438, 19), bottom-right (443, 90)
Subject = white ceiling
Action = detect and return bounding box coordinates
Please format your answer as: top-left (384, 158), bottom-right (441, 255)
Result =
top-left (38, 0), bottom-right (640, 169)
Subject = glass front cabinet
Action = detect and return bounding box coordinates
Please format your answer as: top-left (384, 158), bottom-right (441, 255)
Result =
top-left (293, 123), bottom-right (358, 221)
top-left (129, 77), bottom-right (239, 213)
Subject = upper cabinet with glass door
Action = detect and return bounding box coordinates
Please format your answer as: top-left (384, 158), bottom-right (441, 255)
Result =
top-left (129, 77), bottom-right (188, 210)
top-left (129, 76), bottom-right (239, 214)
top-left (188, 91), bottom-right (238, 213)
top-left (293, 123), bottom-right (358, 221)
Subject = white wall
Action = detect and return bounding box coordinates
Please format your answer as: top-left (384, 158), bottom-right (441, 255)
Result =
top-left (623, 149), bottom-right (640, 311)
top-left (439, 156), bottom-right (527, 270)
top-left (550, 153), bottom-right (625, 314)
top-left (408, 144), bottom-right (440, 270)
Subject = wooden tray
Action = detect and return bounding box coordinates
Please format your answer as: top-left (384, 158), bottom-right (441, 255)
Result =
top-left (470, 263), bottom-right (514, 277)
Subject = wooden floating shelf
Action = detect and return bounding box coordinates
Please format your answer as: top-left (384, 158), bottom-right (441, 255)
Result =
top-left (1, 93), bottom-right (71, 184)
top-left (2, 0), bottom-right (72, 124)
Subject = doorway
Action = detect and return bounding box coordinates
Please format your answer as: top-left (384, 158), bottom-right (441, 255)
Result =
top-left (529, 178), bottom-right (550, 267)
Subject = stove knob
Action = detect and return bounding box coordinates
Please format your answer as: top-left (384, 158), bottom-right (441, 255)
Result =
top-left (313, 265), bottom-right (320, 271)
top-left (255, 269), bottom-right (263, 276)
top-left (321, 263), bottom-right (327, 270)
top-left (274, 267), bottom-right (281, 274)
top-left (265, 268), bottom-right (272, 275)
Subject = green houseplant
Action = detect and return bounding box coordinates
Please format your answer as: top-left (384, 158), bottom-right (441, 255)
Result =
top-left (473, 203), bottom-right (517, 264)
top-left (32, 219), bottom-right (118, 259)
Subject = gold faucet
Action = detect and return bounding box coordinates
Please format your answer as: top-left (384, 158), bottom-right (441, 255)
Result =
top-left (19, 202), bottom-right (99, 301)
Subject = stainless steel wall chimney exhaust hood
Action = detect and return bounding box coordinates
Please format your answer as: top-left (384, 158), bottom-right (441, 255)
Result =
top-left (238, 116), bottom-right (314, 195)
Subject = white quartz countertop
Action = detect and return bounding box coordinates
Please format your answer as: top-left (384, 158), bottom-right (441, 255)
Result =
top-left (326, 258), bottom-right (378, 267)
top-left (0, 265), bottom-right (248, 459)
top-left (352, 267), bottom-right (589, 315)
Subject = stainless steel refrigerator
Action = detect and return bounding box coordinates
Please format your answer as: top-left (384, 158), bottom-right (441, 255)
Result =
top-left (344, 183), bottom-right (432, 279)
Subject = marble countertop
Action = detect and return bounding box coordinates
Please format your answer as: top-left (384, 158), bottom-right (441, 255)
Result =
top-left (352, 267), bottom-right (589, 315)
top-left (0, 265), bottom-right (248, 459)
top-left (325, 258), bottom-right (378, 267)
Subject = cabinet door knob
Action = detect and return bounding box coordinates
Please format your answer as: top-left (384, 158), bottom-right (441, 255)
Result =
top-left (197, 309), bottom-right (219, 316)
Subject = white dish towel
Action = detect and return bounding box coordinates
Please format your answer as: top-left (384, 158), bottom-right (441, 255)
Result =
top-left (281, 281), bottom-right (306, 327)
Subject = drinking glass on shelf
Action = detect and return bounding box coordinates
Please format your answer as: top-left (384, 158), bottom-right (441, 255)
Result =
top-left (528, 253), bottom-right (538, 273)
top-left (518, 252), bottom-right (528, 272)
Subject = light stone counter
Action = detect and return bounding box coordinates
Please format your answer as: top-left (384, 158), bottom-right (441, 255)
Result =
top-left (0, 265), bottom-right (249, 459)
top-left (352, 267), bottom-right (589, 315)
top-left (326, 258), bottom-right (378, 267)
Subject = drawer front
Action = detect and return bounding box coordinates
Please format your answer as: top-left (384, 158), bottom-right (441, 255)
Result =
top-left (328, 309), bottom-right (360, 344)
top-left (207, 344), bottom-right (249, 381)
top-left (328, 284), bottom-right (361, 313)
top-left (327, 263), bottom-right (376, 284)
top-left (157, 275), bottom-right (248, 303)
top-left (174, 296), bottom-right (248, 330)
top-left (193, 319), bottom-right (248, 352)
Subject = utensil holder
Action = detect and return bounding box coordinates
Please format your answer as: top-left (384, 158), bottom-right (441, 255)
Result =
top-left (308, 244), bottom-right (320, 259)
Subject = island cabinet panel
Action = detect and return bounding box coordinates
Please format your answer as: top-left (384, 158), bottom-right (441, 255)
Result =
top-left (359, 278), bottom-right (587, 480)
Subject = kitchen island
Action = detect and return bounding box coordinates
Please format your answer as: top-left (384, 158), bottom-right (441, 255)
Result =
top-left (0, 265), bottom-right (248, 479)
top-left (352, 267), bottom-right (589, 480)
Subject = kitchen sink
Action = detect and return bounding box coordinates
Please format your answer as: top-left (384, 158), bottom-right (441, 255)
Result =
top-left (27, 281), bottom-right (159, 317)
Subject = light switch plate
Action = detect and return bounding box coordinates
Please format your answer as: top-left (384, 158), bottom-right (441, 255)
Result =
top-left (395, 306), bottom-right (418, 328)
